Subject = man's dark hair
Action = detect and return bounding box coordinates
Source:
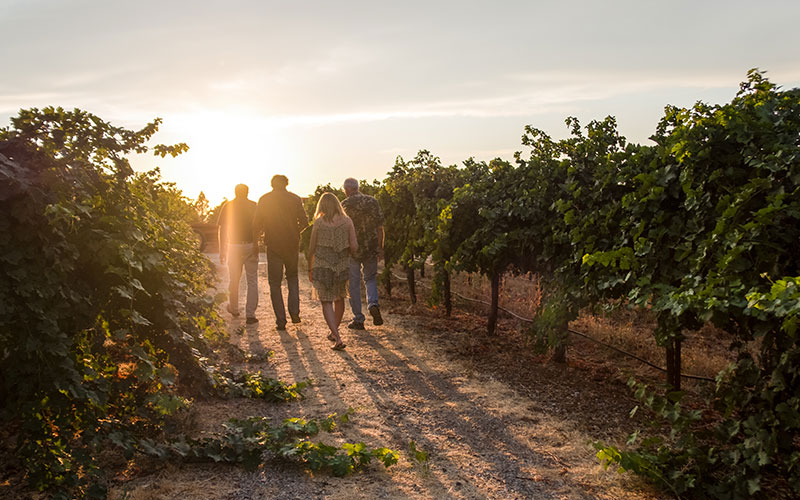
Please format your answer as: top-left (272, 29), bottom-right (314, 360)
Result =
top-left (271, 175), bottom-right (289, 189)
top-left (234, 184), bottom-right (249, 198)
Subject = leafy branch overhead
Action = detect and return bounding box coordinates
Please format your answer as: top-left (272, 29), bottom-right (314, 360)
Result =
top-left (153, 142), bottom-right (190, 158)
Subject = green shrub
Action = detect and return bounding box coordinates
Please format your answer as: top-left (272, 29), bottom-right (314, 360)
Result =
top-left (0, 107), bottom-right (219, 498)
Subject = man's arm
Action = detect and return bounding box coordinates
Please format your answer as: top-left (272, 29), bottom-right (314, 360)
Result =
top-left (296, 196), bottom-right (309, 231)
top-left (252, 200), bottom-right (264, 255)
top-left (307, 222), bottom-right (318, 282)
top-left (376, 225), bottom-right (384, 260)
top-left (349, 218), bottom-right (359, 257)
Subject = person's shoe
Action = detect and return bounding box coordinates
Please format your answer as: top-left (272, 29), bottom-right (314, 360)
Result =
top-left (347, 320), bottom-right (365, 330)
top-left (368, 305), bottom-right (383, 326)
top-left (290, 315), bottom-right (301, 324)
top-left (276, 322), bottom-right (287, 330)
top-left (245, 317), bottom-right (258, 324)
top-left (226, 304), bottom-right (240, 317)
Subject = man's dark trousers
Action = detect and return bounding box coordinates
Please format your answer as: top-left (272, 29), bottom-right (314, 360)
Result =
top-left (266, 248), bottom-right (299, 328)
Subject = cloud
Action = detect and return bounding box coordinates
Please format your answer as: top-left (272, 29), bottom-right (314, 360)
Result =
top-left (203, 68), bottom-right (767, 129)
top-left (0, 93), bottom-right (66, 114)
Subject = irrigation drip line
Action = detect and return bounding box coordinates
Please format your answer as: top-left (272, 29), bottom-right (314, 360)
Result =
top-left (389, 272), bottom-right (716, 383)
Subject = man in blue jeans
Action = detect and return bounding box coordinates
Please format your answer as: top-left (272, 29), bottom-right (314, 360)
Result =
top-left (253, 175), bottom-right (309, 330)
top-left (218, 184), bottom-right (259, 324)
top-left (341, 177), bottom-right (385, 329)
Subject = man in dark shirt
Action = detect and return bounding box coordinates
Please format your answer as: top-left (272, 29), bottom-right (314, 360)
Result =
top-left (341, 177), bottom-right (385, 329)
top-left (253, 175), bottom-right (309, 330)
top-left (218, 184), bottom-right (259, 324)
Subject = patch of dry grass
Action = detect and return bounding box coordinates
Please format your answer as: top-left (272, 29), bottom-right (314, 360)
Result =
top-left (109, 463), bottom-right (235, 500)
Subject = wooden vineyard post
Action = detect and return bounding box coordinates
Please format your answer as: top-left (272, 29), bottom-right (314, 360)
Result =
top-left (553, 317), bottom-right (568, 363)
top-left (443, 271), bottom-right (452, 317)
top-left (382, 269), bottom-right (392, 299)
top-left (406, 266), bottom-right (417, 304)
top-left (488, 272), bottom-right (500, 335)
top-left (665, 337), bottom-right (682, 391)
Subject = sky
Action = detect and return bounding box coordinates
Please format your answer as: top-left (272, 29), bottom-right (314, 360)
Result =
top-left (2, 0), bottom-right (799, 205)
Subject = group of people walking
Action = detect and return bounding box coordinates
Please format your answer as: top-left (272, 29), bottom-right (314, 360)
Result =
top-left (218, 175), bottom-right (385, 350)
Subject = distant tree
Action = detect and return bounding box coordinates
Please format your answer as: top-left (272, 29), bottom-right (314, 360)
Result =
top-left (194, 191), bottom-right (210, 222)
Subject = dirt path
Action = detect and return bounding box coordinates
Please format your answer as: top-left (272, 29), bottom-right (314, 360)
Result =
top-left (112, 256), bottom-right (663, 500)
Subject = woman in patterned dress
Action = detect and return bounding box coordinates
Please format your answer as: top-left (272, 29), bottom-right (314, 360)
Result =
top-left (307, 193), bottom-right (358, 350)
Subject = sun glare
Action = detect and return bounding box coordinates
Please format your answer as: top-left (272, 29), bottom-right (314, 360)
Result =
top-left (165, 111), bottom-right (293, 205)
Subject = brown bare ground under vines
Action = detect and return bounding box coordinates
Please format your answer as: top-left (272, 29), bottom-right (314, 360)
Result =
top-left (97, 256), bottom-right (684, 500)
